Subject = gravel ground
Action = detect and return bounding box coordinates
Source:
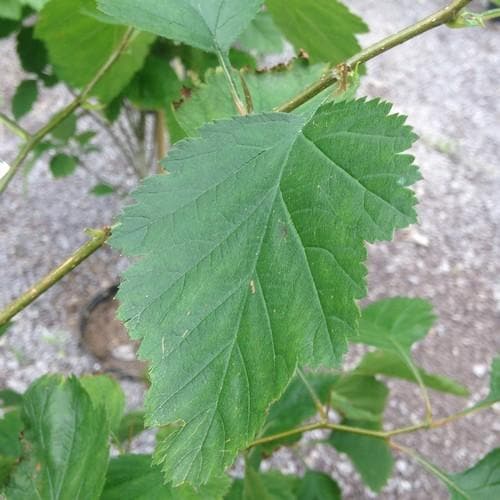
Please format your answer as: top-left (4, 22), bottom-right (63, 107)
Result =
top-left (1, 1), bottom-right (499, 498)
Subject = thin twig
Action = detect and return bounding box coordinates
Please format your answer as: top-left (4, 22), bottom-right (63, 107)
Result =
top-left (0, 227), bottom-right (111, 327)
top-left (297, 368), bottom-right (328, 422)
top-left (276, 0), bottom-right (473, 113)
top-left (0, 28), bottom-right (135, 195)
top-left (0, 113), bottom-right (31, 141)
top-left (154, 110), bottom-right (167, 173)
top-left (217, 51), bottom-right (247, 116)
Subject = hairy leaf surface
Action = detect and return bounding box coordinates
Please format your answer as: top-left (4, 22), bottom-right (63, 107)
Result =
top-left (36, 0), bottom-right (154, 104)
top-left (266, 0), bottom-right (368, 63)
top-left (97, 0), bottom-right (263, 54)
top-left (112, 99), bottom-right (419, 485)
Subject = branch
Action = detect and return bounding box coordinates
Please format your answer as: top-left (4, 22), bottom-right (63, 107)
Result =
top-left (0, 227), bottom-right (111, 327)
top-left (0, 28), bottom-right (135, 196)
top-left (0, 113), bottom-right (31, 141)
top-left (276, 0), bottom-right (473, 113)
top-left (246, 399), bottom-right (495, 449)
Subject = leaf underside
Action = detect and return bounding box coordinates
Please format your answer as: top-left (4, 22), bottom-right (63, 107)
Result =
top-left (111, 98), bottom-right (419, 486)
top-left (97, 0), bottom-right (263, 54)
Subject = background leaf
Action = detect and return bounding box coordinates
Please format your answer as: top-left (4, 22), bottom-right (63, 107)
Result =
top-left (296, 470), bottom-right (341, 500)
top-left (35, 0), bottom-right (154, 104)
top-left (112, 99), bottom-right (419, 486)
top-left (266, 0), bottom-right (368, 63)
top-left (355, 350), bottom-right (469, 396)
top-left (448, 448), bottom-right (500, 499)
top-left (102, 454), bottom-right (231, 500)
top-left (12, 79), bottom-right (37, 120)
top-left (49, 153), bottom-right (77, 178)
top-left (97, 0), bottom-right (263, 54)
top-left (16, 26), bottom-right (48, 75)
top-left (175, 61), bottom-right (329, 137)
top-left (237, 11), bottom-right (284, 56)
top-left (6, 375), bottom-right (109, 500)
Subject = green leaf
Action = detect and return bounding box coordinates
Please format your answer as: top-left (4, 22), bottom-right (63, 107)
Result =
top-left (80, 374), bottom-right (125, 434)
top-left (97, 0), bottom-right (263, 54)
top-left (16, 26), bottom-right (48, 75)
top-left (330, 375), bottom-right (392, 492)
top-left (258, 372), bottom-right (339, 453)
top-left (51, 114), bottom-right (77, 142)
top-left (102, 454), bottom-right (231, 500)
top-left (6, 375), bottom-right (110, 499)
top-left (331, 419), bottom-right (393, 492)
top-left (35, 0), bottom-right (154, 104)
top-left (115, 410), bottom-right (145, 445)
top-left (125, 53), bottom-right (182, 110)
top-left (296, 471), bottom-right (341, 500)
top-left (12, 79), bottom-right (38, 120)
top-left (175, 61), bottom-right (329, 137)
top-left (49, 153), bottom-right (77, 178)
top-left (237, 11), bottom-right (284, 55)
top-left (112, 98), bottom-right (419, 486)
top-left (355, 350), bottom-right (470, 396)
top-left (90, 183), bottom-right (115, 196)
top-left (0, 18), bottom-right (20, 38)
top-left (0, 0), bottom-right (22, 21)
top-left (447, 448), bottom-right (500, 499)
top-left (353, 297), bottom-right (436, 354)
top-left (266, 0), bottom-right (368, 64)
top-left (0, 410), bottom-right (23, 458)
top-left (0, 389), bottom-right (23, 408)
top-left (330, 374), bottom-right (388, 421)
top-left (75, 130), bottom-right (97, 145)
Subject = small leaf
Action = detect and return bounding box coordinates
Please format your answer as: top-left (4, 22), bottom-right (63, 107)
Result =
top-left (0, 389), bottom-right (23, 408)
top-left (6, 375), bottom-right (110, 499)
top-left (175, 61), bottom-right (329, 137)
top-left (0, 18), bottom-right (20, 39)
top-left (266, 0), bottom-right (368, 63)
top-left (115, 410), bottom-right (145, 445)
top-left (12, 79), bottom-right (38, 119)
top-left (353, 297), bottom-right (436, 354)
top-left (242, 468), bottom-right (298, 500)
top-left (112, 99), bottom-right (420, 486)
top-left (331, 420), bottom-right (393, 492)
top-left (49, 153), bottom-right (77, 178)
top-left (36, 0), bottom-right (154, 104)
top-left (237, 11), bottom-right (284, 55)
top-left (355, 350), bottom-right (470, 396)
top-left (0, 322), bottom-right (12, 338)
top-left (102, 454), bottom-right (231, 500)
top-left (16, 26), bottom-right (48, 75)
top-left (81, 374), bottom-right (125, 434)
top-left (447, 448), bottom-right (500, 499)
top-left (90, 183), bottom-right (115, 196)
top-left (296, 470), bottom-right (341, 500)
top-left (97, 0), bottom-right (263, 54)
top-left (75, 130), bottom-right (97, 145)
top-left (51, 114), bottom-right (77, 142)
top-left (125, 53), bottom-right (182, 110)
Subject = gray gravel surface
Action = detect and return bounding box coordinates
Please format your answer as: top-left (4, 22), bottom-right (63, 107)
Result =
top-left (1, 1), bottom-right (499, 498)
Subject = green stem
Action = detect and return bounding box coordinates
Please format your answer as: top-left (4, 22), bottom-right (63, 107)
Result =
top-left (276, 0), bottom-right (473, 113)
top-left (391, 442), bottom-right (469, 498)
top-left (247, 399), bottom-right (496, 449)
top-left (297, 368), bottom-right (328, 422)
top-left (0, 112), bottom-right (31, 141)
top-left (0, 227), bottom-right (111, 327)
top-left (217, 51), bottom-right (247, 116)
top-left (0, 28), bottom-right (135, 196)
top-left (481, 8), bottom-right (500, 21)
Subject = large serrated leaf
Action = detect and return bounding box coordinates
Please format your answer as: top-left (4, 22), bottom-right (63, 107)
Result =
top-left (112, 98), bottom-right (419, 486)
top-left (97, 0), bottom-right (263, 54)
top-left (266, 0), bottom-right (368, 64)
top-left (6, 375), bottom-right (109, 499)
top-left (35, 0), bottom-right (154, 104)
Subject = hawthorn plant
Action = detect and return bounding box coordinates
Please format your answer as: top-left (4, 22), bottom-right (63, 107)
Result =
top-left (0, 0), bottom-right (499, 498)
